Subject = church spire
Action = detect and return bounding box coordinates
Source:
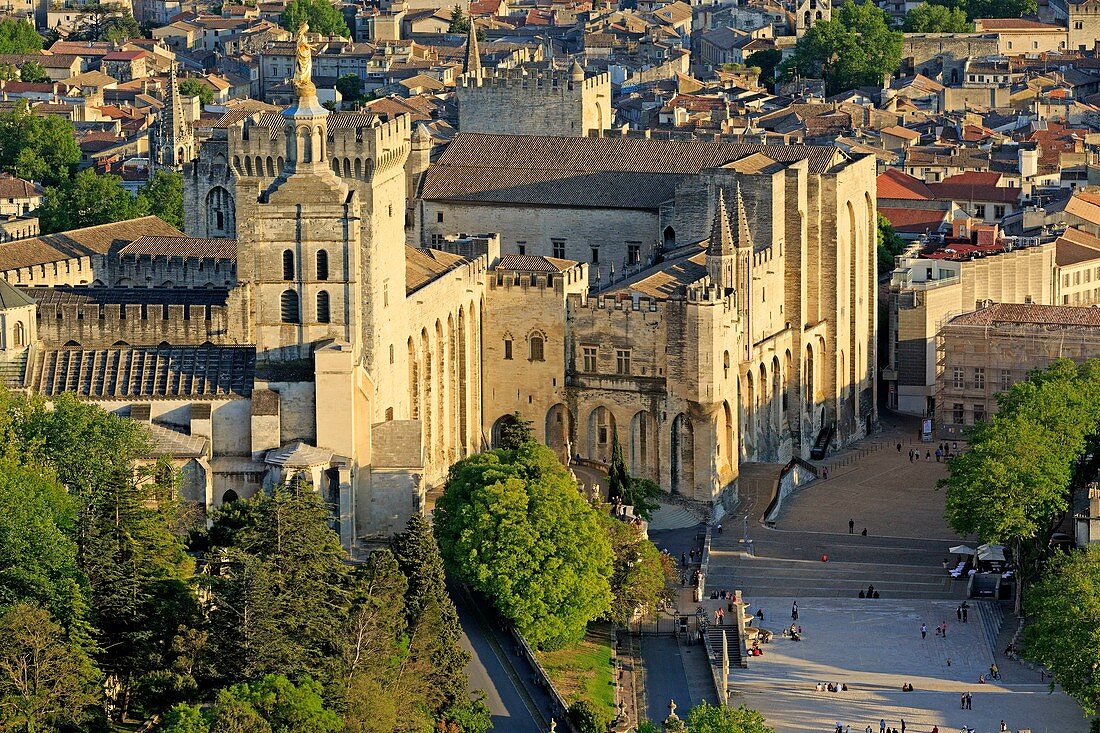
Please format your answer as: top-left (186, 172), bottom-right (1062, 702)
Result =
top-left (463, 20), bottom-right (481, 76)
top-left (706, 186), bottom-right (739, 293)
top-left (155, 64), bottom-right (193, 169)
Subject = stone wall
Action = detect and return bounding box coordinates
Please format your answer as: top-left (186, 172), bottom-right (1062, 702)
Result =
top-left (456, 68), bottom-right (612, 137)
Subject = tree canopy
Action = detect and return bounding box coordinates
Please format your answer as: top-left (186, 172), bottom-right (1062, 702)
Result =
top-left (281, 0), bottom-right (350, 38)
top-left (941, 359), bottom-right (1100, 548)
top-left (781, 0), bottom-right (902, 95)
top-left (745, 49), bottom-right (782, 91)
top-left (928, 0), bottom-right (1036, 20)
top-left (138, 170), bottom-right (184, 229)
top-left (160, 675), bottom-right (343, 733)
top-left (18, 60), bottom-right (49, 83)
top-left (903, 2), bottom-right (972, 31)
top-left (0, 102), bottom-right (80, 186)
top-left (39, 168), bottom-right (147, 233)
top-left (0, 19), bottom-right (41, 54)
top-left (434, 442), bottom-right (614, 649)
top-left (1024, 546), bottom-right (1100, 715)
top-left (685, 702), bottom-right (775, 733)
top-left (607, 427), bottom-right (662, 521)
top-left (497, 411), bottom-right (535, 450)
top-left (603, 517), bottom-right (674, 625)
top-left (876, 214), bottom-right (906, 274)
top-left (178, 78), bottom-right (213, 106)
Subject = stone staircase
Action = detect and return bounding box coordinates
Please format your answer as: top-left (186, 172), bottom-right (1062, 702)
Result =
top-left (0, 351), bottom-right (27, 388)
top-left (705, 554), bottom-right (968, 600)
top-left (649, 501), bottom-right (705, 531)
top-left (704, 624), bottom-right (745, 669)
top-left (976, 600), bottom-right (1005, 656)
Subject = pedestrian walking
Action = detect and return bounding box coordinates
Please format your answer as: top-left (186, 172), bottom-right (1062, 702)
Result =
top-left (966, 691), bottom-right (972, 709)
top-left (849, 518), bottom-right (855, 534)
top-left (717, 523), bottom-right (723, 534)
top-left (896, 442), bottom-right (902, 453)
top-left (943, 621), bottom-right (948, 638)
top-left (792, 601), bottom-right (798, 620)
top-left (957, 605), bottom-right (962, 621)
top-left (960, 693), bottom-right (966, 709)
top-left (925, 450), bottom-right (931, 461)
top-left (900, 719), bottom-right (905, 733)
top-left (935, 447), bottom-right (942, 462)
top-left (1000, 721), bottom-right (1007, 732)
top-left (823, 466), bottom-right (829, 480)
top-left (880, 719), bottom-right (886, 733)
top-left (681, 552), bottom-right (687, 568)
top-left (962, 603), bottom-right (969, 623)
top-left (920, 623), bottom-right (927, 640)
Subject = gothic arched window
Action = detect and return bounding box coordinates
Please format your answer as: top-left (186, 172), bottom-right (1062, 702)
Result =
top-left (316, 250), bottom-right (329, 280)
top-left (280, 290), bottom-right (299, 323)
top-left (317, 291), bottom-right (330, 323)
top-left (282, 250), bottom-right (294, 281)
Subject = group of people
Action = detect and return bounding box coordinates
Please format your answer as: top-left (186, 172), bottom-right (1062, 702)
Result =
top-left (781, 623), bottom-right (802, 641)
top-left (858, 584), bottom-right (881, 599)
top-left (898, 441), bottom-right (959, 463)
top-left (955, 602), bottom-right (970, 623)
top-left (817, 681), bottom-right (847, 692)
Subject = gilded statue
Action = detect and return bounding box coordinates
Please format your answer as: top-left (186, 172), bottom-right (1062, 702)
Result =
top-left (293, 22), bottom-right (315, 93)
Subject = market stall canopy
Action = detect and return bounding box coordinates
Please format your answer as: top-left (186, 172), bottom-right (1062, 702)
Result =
top-left (976, 543), bottom-right (1006, 563)
top-left (949, 545), bottom-right (976, 555)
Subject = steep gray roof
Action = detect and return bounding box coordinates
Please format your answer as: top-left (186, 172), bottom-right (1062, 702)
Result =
top-left (0, 279), bottom-right (34, 309)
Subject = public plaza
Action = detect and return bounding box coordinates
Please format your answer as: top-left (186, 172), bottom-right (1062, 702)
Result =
top-left (675, 425), bottom-right (1089, 733)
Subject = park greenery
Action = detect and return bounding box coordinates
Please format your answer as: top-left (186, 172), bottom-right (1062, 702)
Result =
top-left (281, 0), bottom-right (350, 38)
top-left (636, 701), bottom-right (775, 732)
top-left (608, 426), bottom-right (662, 520)
top-left (1024, 545), bottom-right (1100, 715)
top-left (781, 0), bottom-right (902, 95)
top-left (876, 214), bottom-right (906, 274)
top-left (0, 389), bottom-right (489, 732)
top-left (902, 2), bottom-right (972, 32)
top-left (0, 102), bottom-right (81, 186)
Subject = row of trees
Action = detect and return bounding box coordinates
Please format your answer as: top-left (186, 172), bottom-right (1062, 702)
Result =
top-left (434, 414), bottom-right (674, 650)
top-left (939, 360), bottom-right (1100, 714)
top-left (0, 389), bottom-right (488, 732)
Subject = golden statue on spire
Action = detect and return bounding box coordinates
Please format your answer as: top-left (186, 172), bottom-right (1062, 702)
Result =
top-left (293, 22), bottom-right (315, 95)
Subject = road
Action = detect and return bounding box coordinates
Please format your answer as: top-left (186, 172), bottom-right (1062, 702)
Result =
top-left (453, 588), bottom-right (555, 733)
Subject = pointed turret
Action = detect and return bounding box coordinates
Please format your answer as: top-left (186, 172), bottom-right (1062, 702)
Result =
top-left (570, 58), bottom-right (584, 82)
top-left (463, 21), bottom-right (481, 77)
top-left (156, 65), bottom-right (193, 168)
top-left (708, 186), bottom-right (733, 257)
top-left (731, 182), bottom-right (753, 250)
top-left (706, 186), bottom-right (737, 293)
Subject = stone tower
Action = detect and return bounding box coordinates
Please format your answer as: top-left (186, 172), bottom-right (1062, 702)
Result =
top-left (706, 186), bottom-right (736, 294)
top-left (793, 0), bottom-right (831, 36)
top-left (235, 27), bottom-right (361, 362)
top-left (154, 66), bottom-right (195, 169)
top-left (462, 20), bottom-right (481, 77)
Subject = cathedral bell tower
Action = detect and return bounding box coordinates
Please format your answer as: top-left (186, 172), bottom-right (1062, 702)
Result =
top-left (235, 23), bottom-right (361, 362)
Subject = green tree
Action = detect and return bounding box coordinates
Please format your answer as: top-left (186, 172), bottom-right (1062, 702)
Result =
top-left (876, 213), bottom-right (906, 274)
top-left (1024, 546), bottom-right (1100, 714)
top-left (930, 0), bottom-right (1036, 19)
top-left (685, 701), bottom-right (774, 733)
top-left (434, 443), bottom-right (613, 650)
top-left (0, 102), bottom-right (80, 185)
top-left (745, 49), bottom-right (782, 91)
top-left (335, 73), bottom-right (363, 107)
top-left (498, 411), bottom-right (534, 450)
top-left (567, 699), bottom-right (610, 733)
top-left (281, 0), bottom-right (350, 38)
top-left (0, 602), bottom-right (101, 732)
top-left (603, 517), bottom-right (674, 625)
top-left (39, 168), bottom-right (147, 233)
top-left (138, 170), bottom-right (184, 229)
top-left (18, 60), bottom-right (49, 83)
top-left (781, 0), bottom-right (902, 95)
top-left (606, 426), bottom-right (661, 520)
top-left (0, 456), bottom-right (89, 640)
top-left (204, 484), bottom-right (350, 682)
top-left (0, 19), bottom-right (41, 54)
top-left (449, 5), bottom-right (470, 32)
top-left (903, 3), bottom-right (972, 31)
top-left (68, 4), bottom-right (141, 42)
top-left (178, 78), bottom-right (214, 106)
top-left (159, 676), bottom-right (342, 733)
top-left (0, 391), bottom-right (199, 719)
top-left (391, 514), bottom-right (470, 717)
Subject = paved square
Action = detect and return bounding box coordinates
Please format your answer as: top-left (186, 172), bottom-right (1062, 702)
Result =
top-left (728, 598), bottom-right (1085, 733)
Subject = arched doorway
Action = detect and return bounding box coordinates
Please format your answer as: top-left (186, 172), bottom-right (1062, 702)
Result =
top-left (222, 489), bottom-right (239, 504)
top-left (546, 403), bottom-right (572, 459)
top-left (490, 414), bottom-right (518, 449)
top-left (670, 413), bottom-right (694, 495)
top-left (586, 406), bottom-right (616, 464)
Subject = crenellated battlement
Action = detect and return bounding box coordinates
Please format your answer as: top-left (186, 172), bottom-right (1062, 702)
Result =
top-left (33, 299), bottom-right (236, 348)
top-left (457, 66), bottom-right (610, 93)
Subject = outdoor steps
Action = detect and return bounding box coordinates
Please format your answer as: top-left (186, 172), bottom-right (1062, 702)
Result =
top-left (705, 555), bottom-right (967, 600)
top-left (649, 503), bottom-right (704, 531)
top-left (705, 625), bottom-right (745, 669)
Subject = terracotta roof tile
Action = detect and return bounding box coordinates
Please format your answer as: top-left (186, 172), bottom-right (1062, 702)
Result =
top-left (0, 216), bottom-right (182, 272)
top-left (119, 235), bottom-right (237, 259)
top-left (950, 302), bottom-right (1100, 327)
top-left (877, 169), bottom-right (935, 200)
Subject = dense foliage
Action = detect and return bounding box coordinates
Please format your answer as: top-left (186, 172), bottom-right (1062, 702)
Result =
top-left (39, 169), bottom-right (148, 233)
top-left (603, 517), bottom-right (675, 625)
top-left (281, 0), bottom-right (350, 38)
top-left (178, 78), bottom-right (214, 106)
top-left (607, 427), bottom-right (662, 521)
top-left (876, 214), bottom-right (906, 274)
top-left (941, 359), bottom-right (1100, 552)
top-left (782, 1), bottom-right (902, 95)
top-left (0, 102), bottom-right (80, 186)
top-left (0, 390), bottom-right (487, 732)
top-left (1024, 545), bottom-right (1100, 714)
top-left (0, 18), bottom-right (41, 54)
top-left (138, 170), bottom-right (185, 229)
top-left (435, 442), bottom-right (614, 649)
top-left (929, 0), bottom-right (1036, 20)
top-left (903, 3), bottom-right (972, 32)
top-left (685, 702), bottom-right (775, 733)
top-left (18, 60), bottom-right (50, 83)
top-left (68, 4), bottom-right (142, 43)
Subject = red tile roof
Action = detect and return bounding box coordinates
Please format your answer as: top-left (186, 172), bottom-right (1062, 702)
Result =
top-left (878, 206), bottom-right (949, 233)
top-left (950, 302), bottom-right (1100, 327)
top-left (877, 168), bottom-right (934, 200)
